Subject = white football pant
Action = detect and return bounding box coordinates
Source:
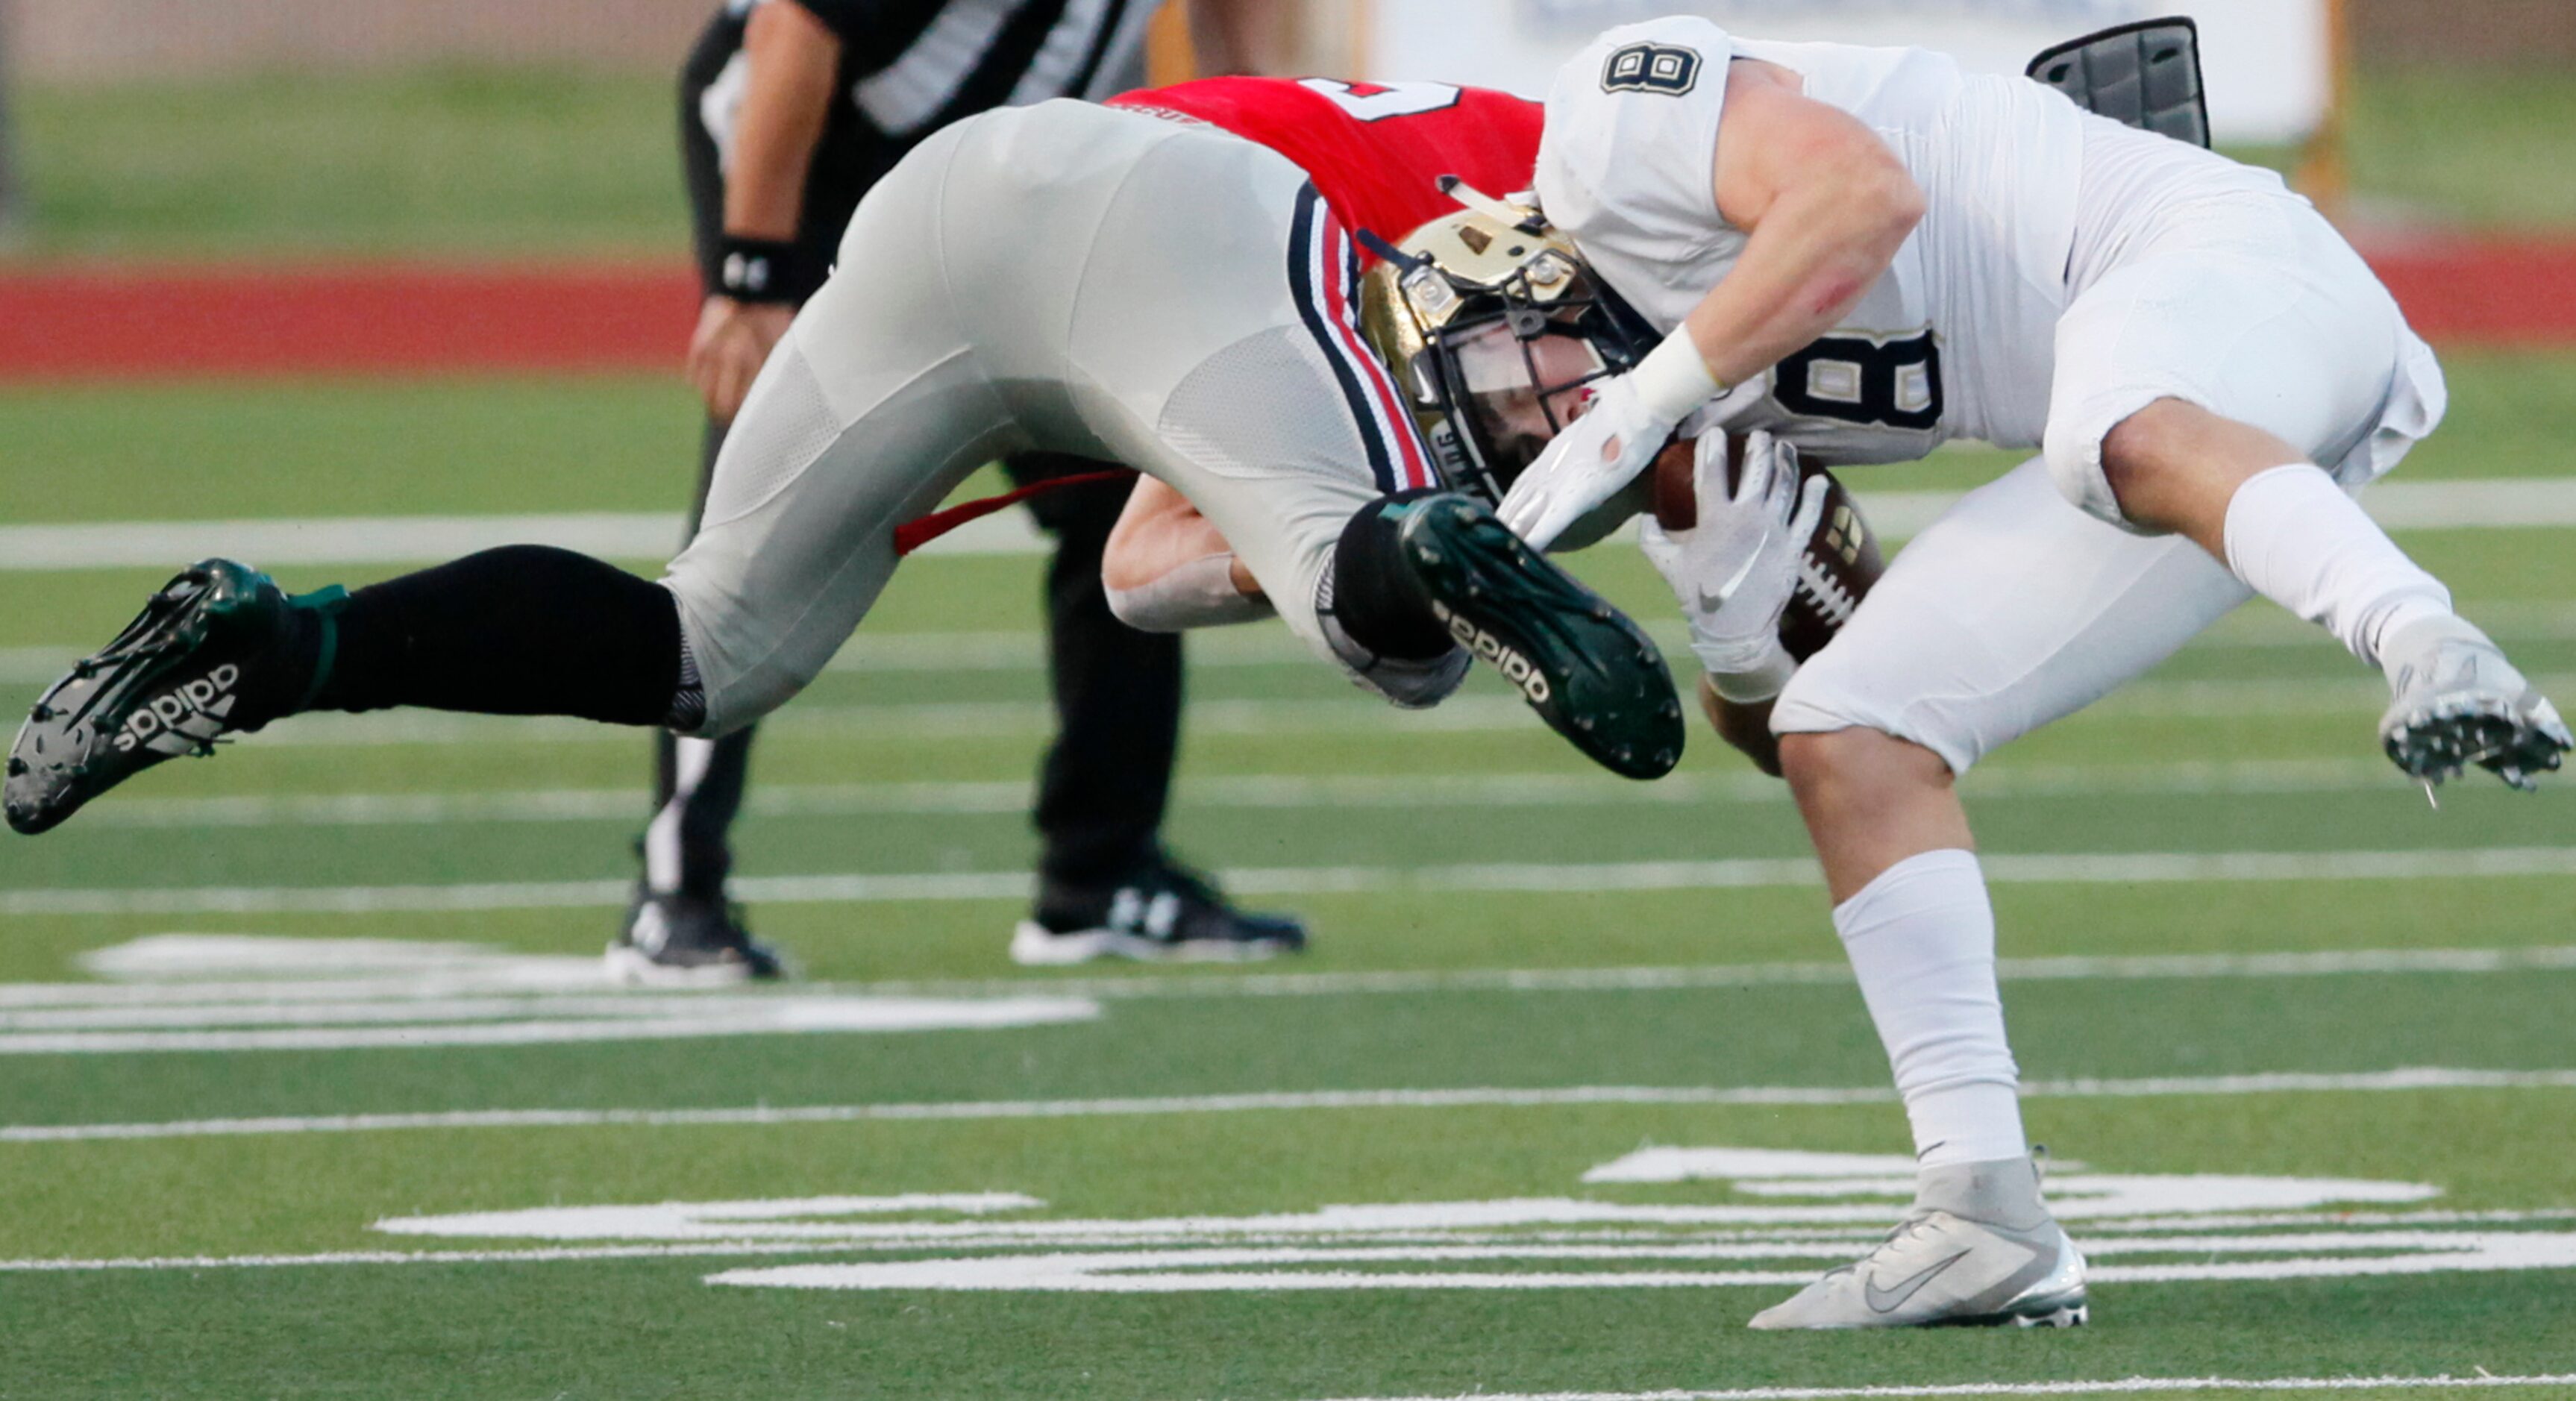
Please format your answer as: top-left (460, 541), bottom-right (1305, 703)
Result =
top-left (662, 101), bottom-right (1438, 736)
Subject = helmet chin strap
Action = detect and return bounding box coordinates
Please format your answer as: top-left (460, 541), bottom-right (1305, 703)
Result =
top-left (1433, 175), bottom-right (1546, 234)
top-left (1352, 226), bottom-right (1422, 272)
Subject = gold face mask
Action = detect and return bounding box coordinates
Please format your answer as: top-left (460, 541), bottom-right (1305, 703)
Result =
top-left (1358, 182), bottom-right (1651, 504)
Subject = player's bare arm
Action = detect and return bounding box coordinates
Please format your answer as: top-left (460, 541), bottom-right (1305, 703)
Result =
top-left (1499, 60), bottom-right (1921, 548)
top-left (1685, 61), bottom-right (1923, 390)
top-left (1101, 477), bottom-right (1273, 632)
top-left (1699, 683), bottom-right (1780, 777)
top-left (686, 0), bottom-right (836, 424)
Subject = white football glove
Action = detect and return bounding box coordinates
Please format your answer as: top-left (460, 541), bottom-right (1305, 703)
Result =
top-left (1497, 369), bottom-right (1682, 552)
top-left (1637, 427), bottom-right (1829, 703)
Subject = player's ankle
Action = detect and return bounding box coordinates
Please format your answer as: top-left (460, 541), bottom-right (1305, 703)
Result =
top-left (1914, 1153), bottom-right (2049, 1228)
top-left (2372, 603), bottom-right (2480, 675)
top-left (1326, 490), bottom-right (1452, 660)
top-left (259, 589), bottom-right (339, 723)
top-left (1905, 1081), bottom-right (2028, 1171)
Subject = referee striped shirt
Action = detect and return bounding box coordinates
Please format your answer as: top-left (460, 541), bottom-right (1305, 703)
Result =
top-left (729, 0), bottom-right (1160, 140)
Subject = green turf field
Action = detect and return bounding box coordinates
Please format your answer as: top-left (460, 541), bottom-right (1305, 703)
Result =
top-left (1, 360), bottom-right (2574, 1400)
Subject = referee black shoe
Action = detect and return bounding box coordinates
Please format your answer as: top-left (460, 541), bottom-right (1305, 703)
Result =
top-left (1010, 861), bottom-right (1306, 965)
top-left (1396, 493), bottom-right (1682, 780)
top-left (7, 560), bottom-right (321, 836)
top-left (607, 890), bottom-right (790, 985)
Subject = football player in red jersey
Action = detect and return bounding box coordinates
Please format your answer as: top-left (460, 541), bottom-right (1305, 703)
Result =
top-left (8, 79), bottom-right (1687, 844)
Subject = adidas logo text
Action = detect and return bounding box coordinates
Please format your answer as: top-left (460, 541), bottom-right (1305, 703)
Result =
top-left (113, 664), bottom-right (241, 753)
top-left (1432, 604), bottom-right (1552, 704)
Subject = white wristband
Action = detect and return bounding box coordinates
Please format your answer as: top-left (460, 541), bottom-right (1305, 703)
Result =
top-left (1629, 328), bottom-right (1725, 424)
top-left (1700, 640), bottom-right (1799, 704)
top-left (1106, 553), bottom-right (1273, 633)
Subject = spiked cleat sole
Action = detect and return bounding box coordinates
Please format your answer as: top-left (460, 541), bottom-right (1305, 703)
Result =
top-left (2384, 698), bottom-right (2570, 794)
top-left (1935, 1290), bottom-right (2092, 1329)
top-left (2377, 617), bottom-right (2571, 794)
top-left (1397, 495), bottom-right (1682, 780)
top-left (5, 560), bottom-right (293, 836)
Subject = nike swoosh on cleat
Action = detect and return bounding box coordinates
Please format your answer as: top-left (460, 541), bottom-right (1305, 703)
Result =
top-left (1863, 1247), bottom-right (1972, 1314)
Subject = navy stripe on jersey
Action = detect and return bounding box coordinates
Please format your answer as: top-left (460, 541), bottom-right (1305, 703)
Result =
top-left (1326, 221), bottom-right (1435, 490)
top-left (1288, 184), bottom-right (1401, 495)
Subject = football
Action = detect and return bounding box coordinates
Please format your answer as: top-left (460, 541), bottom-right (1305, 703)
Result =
top-left (1650, 433), bottom-right (1884, 662)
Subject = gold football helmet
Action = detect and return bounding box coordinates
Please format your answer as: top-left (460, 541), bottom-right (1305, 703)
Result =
top-left (1358, 179), bottom-right (1655, 504)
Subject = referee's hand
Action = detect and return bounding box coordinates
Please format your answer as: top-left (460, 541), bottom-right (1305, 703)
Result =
top-left (687, 296), bottom-right (799, 424)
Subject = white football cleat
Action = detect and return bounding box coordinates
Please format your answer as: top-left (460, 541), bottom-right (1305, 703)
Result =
top-left (2378, 615), bottom-right (2572, 794)
top-left (1747, 1156), bottom-right (2088, 1330)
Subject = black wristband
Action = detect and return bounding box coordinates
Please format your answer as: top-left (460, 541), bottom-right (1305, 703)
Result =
top-left (715, 236), bottom-right (828, 304)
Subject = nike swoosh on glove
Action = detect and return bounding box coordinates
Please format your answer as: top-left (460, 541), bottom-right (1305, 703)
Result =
top-left (1637, 427), bottom-right (1829, 703)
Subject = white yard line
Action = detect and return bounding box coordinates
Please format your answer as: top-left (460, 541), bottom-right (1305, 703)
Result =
top-left (7, 480), bottom-right (2570, 573)
top-left (0, 507), bottom-right (1045, 572)
top-left (0, 1239), bottom-right (924, 1272)
top-left (836, 946), bottom-right (2576, 1004)
top-left (4, 942), bottom-right (2571, 1012)
top-left (83, 695), bottom-right (1541, 747)
top-left (13, 604), bottom-right (2576, 687)
top-left (0, 994), bottom-right (1097, 1054)
top-left (13, 847), bottom-right (2576, 917)
top-left (49, 759), bottom-right (2431, 830)
top-left (6, 1069), bottom-right (2573, 1144)
top-left (0, 674), bottom-right (2562, 749)
top-left (1313, 1376), bottom-right (2576, 1401)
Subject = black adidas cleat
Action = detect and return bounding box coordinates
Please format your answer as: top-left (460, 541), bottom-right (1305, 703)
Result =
top-left (1011, 861), bottom-right (1307, 965)
top-left (1396, 493), bottom-right (1682, 780)
top-left (606, 891), bottom-right (791, 985)
top-left (7, 560), bottom-right (317, 836)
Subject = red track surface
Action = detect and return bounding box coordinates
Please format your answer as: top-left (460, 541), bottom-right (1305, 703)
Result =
top-left (0, 238), bottom-right (2569, 381)
top-left (2358, 236), bottom-right (2576, 348)
top-left (0, 262), bottom-right (698, 380)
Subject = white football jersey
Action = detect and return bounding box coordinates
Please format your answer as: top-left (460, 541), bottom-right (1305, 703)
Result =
top-left (1535, 16), bottom-right (2089, 464)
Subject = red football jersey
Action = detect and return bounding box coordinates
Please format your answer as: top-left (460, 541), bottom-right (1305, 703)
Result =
top-left (1108, 78), bottom-right (1543, 257)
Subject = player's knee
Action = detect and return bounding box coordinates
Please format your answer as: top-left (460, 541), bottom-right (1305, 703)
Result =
top-left (2093, 398), bottom-right (2204, 515)
top-left (659, 577), bottom-right (809, 739)
top-left (1779, 727), bottom-right (1953, 813)
top-left (2078, 398), bottom-right (2308, 537)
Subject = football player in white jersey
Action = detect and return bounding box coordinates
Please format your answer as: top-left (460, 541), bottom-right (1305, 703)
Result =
top-left (1497, 17), bottom-right (2570, 1329)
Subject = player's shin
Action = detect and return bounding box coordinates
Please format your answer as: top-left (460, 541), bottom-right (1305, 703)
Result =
top-left (1832, 849), bottom-right (2028, 1168)
top-left (303, 545), bottom-right (686, 726)
top-left (2221, 464), bottom-right (2452, 670)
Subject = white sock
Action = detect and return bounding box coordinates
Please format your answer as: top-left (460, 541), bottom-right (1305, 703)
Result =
top-left (1832, 849), bottom-right (2027, 1168)
top-left (2222, 465), bottom-right (2454, 671)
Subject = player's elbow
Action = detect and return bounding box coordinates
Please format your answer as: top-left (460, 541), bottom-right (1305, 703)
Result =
top-left (1843, 152), bottom-right (1924, 247)
top-left (1105, 554), bottom-right (1274, 632)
